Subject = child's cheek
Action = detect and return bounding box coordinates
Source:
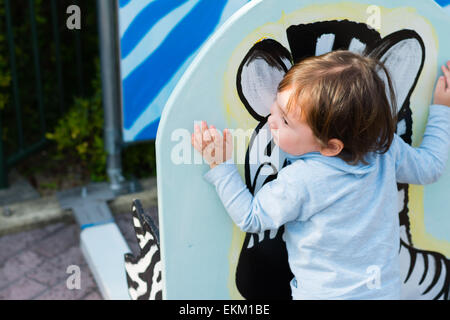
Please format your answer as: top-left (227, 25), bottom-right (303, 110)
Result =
top-left (279, 131), bottom-right (292, 152)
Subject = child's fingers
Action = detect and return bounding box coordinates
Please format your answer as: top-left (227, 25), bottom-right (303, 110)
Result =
top-left (201, 121), bottom-right (209, 139)
top-left (208, 125), bottom-right (215, 142)
top-left (223, 129), bottom-right (233, 149)
top-left (202, 121), bottom-right (215, 147)
top-left (223, 129), bottom-right (233, 161)
top-left (442, 64), bottom-right (449, 80)
top-left (194, 123), bottom-right (203, 140)
top-left (210, 127), bottom-right (223, 147)
top-left (223, 129), bottom-right (227, 143)
top-left (203, 127), bottom-right (212, 144)
top-left (436, 76), bottom-right (446, 93)
top-left (213, 129), bottom-right (225, 162)
top-left (442, 63), bottom-right (450, 87)
top-left (208, 126), bottom-right (225, 162)
top-left (224, 128), bottom-right (232, 143)
top-left (193, 124), bottom-right (200, 146)
top-left (192, 133), bottom-right (202, 152)
top-left (193, 124), bottom-right (206, 151)
top-left (203, 141), bottom-right (215, 164)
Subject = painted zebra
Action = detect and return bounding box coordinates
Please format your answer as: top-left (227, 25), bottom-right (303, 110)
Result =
top-left (236, 20), bottom-right (449, 300)
top-left (124, 199), bottom-right (163, 300)
top-left (124, 20), bottom-right (450, 300)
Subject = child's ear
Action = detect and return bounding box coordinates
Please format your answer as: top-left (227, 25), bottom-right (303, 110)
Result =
top-left (319, 138), bottom-right (344, 157)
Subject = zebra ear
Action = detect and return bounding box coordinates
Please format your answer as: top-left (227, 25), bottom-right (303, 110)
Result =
top-left (124, 199), bottom-right (162, 300)
top-left (236, 39), bottom-right (292, 121)
top-left (130, 199), bottom-right (159, 249)
top-left (365, 30), bottom-right (425, 113)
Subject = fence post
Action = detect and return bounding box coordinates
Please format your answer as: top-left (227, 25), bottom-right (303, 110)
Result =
top-left (96, 0), bottom-right (125, 194)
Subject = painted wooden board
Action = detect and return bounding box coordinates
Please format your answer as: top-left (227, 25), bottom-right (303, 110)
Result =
top-left (156, 0), bottom-right (450, 299)
top-left (436, 0), bottom-right (450, 15)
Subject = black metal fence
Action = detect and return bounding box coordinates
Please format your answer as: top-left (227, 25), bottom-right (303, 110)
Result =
top-left (0, 0), bottom-right (98, 188)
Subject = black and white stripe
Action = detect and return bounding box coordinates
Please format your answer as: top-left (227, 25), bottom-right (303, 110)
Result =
top-left (400, 239), bottom-right (450, 300)
top-left (124, 199), bottom-right (162, 300)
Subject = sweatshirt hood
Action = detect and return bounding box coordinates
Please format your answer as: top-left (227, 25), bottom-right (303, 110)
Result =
top-left (285, 151), bottom-right (377, 175)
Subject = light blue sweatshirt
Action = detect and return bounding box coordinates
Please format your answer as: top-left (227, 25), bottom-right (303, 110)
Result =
top-left (203, 104), bottom-right (450, 300)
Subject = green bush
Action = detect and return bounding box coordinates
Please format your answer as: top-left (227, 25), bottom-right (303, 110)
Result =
top-left (46, 62), bottom-right (157, 182)
top-left (45, 61), bottom-right (106, 181)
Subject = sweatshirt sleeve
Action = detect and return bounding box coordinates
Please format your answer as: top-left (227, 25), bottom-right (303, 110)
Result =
top-left (203, 159), bottom-right (306, 233)
top-left (393, 104), bottom-right (450, 185)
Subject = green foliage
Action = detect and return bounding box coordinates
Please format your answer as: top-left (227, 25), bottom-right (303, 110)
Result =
top-left (46, 62), bottom-right (106, 181)
top-left (47, 63), bottom-right (156, 182)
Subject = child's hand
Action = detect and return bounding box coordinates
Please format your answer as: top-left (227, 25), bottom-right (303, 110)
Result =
top-left (208, 125), bottom-right (233, 169)
top-left (191, 121), bottom-right (233, 169)
top-left (191, 121), bottom-right (215, 166)
top-left (434, 61), bottom-right (450, 107)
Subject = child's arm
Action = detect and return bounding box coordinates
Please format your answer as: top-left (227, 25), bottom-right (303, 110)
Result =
top-left (393, 61), bottom-right (450, 185)
top-left (191, 122), bottom-right (306, 233)
top-left (202, 158), bottom-right (306, 233)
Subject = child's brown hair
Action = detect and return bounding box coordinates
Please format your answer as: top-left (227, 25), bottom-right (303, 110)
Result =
top-left (278, 50), bottom-right (397, 165)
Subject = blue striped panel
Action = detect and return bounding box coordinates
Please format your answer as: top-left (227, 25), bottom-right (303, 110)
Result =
top-left (118, 0), bottom-right (250, 142)
top-left (121, 0), bottom-right (189, 59)
top-left (122, 0), bottom-right (226, 128)
top-left (119, 0), bottom-right (132, 8)
top-left (435, 0), bottom-right (450, 6)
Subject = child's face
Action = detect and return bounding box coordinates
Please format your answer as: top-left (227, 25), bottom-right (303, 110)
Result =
top-left (268, 88), bottom-right (322, 156)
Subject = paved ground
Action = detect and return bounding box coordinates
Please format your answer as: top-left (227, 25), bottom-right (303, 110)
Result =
top-left (0, 208), bottom-right (154, 300)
